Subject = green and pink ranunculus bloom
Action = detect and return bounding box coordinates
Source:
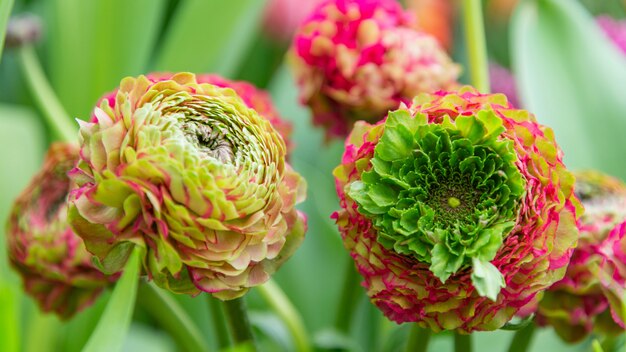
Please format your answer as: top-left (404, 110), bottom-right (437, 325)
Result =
top-left (6, 143), bottom-right (117, 319)
top-left (333, 87), bottom-right (580, 332)
top-left (69, 73), bottom-right (307, 300)
top-left (536, 171), bottom-right (626, 343)
top-left (290, 0), bottom-right (459, 138)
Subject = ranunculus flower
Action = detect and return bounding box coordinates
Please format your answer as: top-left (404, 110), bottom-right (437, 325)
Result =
top-left (536, 171), bottom-right (626, 343)
top-left (332, 87), bottom-right (580, 332)
top-left (69, 73), bottom-right (307, 300)
top-left (289, 0), bottom-right (460, 138)
top-left (6, 143), bottom-right (116, 319)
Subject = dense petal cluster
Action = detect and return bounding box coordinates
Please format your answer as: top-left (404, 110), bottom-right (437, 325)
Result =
top-left (70, 73), bottom-right (307, 300)
top-left (537, 171), bottom-right (626, 343)
top-left (333, 87), bottom-right (580, 332)
top-left (6, 143), bottom-right (116, 319)
top-left (98, 73), bottom-right (294, 154)
top-left (290, 0), bottom-right (460, 138)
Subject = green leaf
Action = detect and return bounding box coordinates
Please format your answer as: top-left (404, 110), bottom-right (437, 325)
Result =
top-left (512, 0), bottom-right (626, 179)
top-left (0, 0), bottom-right (14, 61)
top-left (154, 0), bottom-right (267, 77)
top-left (0, 285), bottom-right (19, 352)
top-left (45, 0), bottom-right (166, 118)
top-left (470, 257), bottom-right (505, 301)
top-left (0, 104), bottom-right (44, 352)
top-left (82, 246), bottom-right (142, 352)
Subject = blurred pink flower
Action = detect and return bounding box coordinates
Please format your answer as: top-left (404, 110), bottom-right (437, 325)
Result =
top-left (597, 16), bottom-right (626, 55)
top-left (262, 0), bottom-right (325, 42)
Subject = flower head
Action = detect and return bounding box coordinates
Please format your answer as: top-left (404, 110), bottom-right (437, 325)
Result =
top-left (536, 171), bottom-right (626, 343)
top-left (290, 0), bottom-right (460, 138)
top-left (70, 73), bottom-right (307, 300)
top-left (333, 87), bottom-right (580, 332)
top-left (6, 143), bottom-right (116, 319)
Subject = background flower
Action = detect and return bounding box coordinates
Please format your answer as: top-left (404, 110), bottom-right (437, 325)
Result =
top-left (333, 87), bottom-right (580, 332)
top-left (536, 170), bottom-right (626, 343)
top-left (290, 0), bottom-right (459, 138)
top-left (6, 143), bottom-right (116, 319)
top-left (69, 73), bottom-right (307, 300)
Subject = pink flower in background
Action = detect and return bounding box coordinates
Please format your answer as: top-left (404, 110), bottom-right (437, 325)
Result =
top-left (262, 0), bottom-right (325, 42)
top-left (489, 62), bottom-right (520, 108)
top-left (290, 0), bottom-right (459, 138)
top-left (536, 171), bottom-right (626, 343)
top-left (597, 15), bottom-right (626, 55)
top-left (6, 143), bottom-right (117, 319)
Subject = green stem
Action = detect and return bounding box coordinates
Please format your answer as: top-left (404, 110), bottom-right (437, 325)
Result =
top-left (404, 325), bottom-right (431, 352)
top-left (0, 0), bottom-right (14, 60)
top-left (335, 258), bottom-right (362, 334)
top-left (462, 0), bottom-right (490, 93)
top-left (207, 296), bottom-right (230, 350)
top-left (454, 332), bottom-right (472, 352)
top-left (222, 297), bottom-right (257, 350)
top-left (507, 324), bottom-right (535, 352)
top-left (256, 279), bottom-right (311, 352)
top-left (138, 283), bottom-right (209, 352)
top-left (17, 45), bottom-right (76, 142)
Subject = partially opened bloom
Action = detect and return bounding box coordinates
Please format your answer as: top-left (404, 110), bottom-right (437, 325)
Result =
top-left (290, 0), bottom-right (460, 138)
top-left (333, 87), bottom-right (580, 332)
top-left (537, 171), bottom-right (626, 343)
top-left (70, 73), bottom-right (307, 300)
top-left (6, 143), bottom-right (116, 319)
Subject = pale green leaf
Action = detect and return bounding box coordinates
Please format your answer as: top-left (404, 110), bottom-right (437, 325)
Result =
top-left (82, 247), bottom-right (141, 352)
top-left (512, 0), bottom-right (626, 178)
top-left (0, 0), bottom-right (14, 61)
top-left (154, 0), bottom-right (267, 77)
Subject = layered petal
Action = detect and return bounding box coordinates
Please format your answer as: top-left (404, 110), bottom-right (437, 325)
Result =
top-left (71, 73), bottom-right (307, 299)
top-left (6, 143), bottom-right (117, 319)
top-left (289, 0), bottom-right (460, 138)
top-left (333, 87), bottom-right (580, 333)
top-left (536, 171), bottom-right (626, 343)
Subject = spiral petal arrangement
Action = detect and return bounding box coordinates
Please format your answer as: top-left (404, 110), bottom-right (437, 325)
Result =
top-left (537, 171), bottom-right (626, 343)
top-left (333, 87), bottom-right (580, 332)
top-left (69, 73), bottom-right (307, 300)
top-left (290, 0), bottom-right (460, 138)
top-left (6, 143), bottom-right (116, 319)
top-left (98, 73), bottom-right (294, 154)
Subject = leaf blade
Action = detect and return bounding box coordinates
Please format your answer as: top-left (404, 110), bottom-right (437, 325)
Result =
top-left (82, 247), bottom-right (141, 352)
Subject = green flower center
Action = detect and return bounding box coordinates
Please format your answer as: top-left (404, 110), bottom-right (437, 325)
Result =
top-left (348, 109), bottom-right (526, 300)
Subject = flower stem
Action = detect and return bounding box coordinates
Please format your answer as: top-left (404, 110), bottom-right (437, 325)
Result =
top-left (454, 332), bottom-right (472, 352)
top-left (17, 45), bottom-right (76, 142)
top-left (221, 297), bottom-right (257, 350)
top-left (507, 323), bottom-right (535, 352)
top-left (207, 296), bottom-right (230, 350)
top-left (138, 282), bottom-right (209, 352)
top-left (462, 0), bottom-right (490, 93)
top-left (404, 325), bottom-right (431, 352)
top-left (256, 279), bottom-right (311, 352)
top-left (335, 258), bottom-right (362, 333)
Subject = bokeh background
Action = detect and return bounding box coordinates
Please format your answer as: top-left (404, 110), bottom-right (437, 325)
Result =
top-left (1, 0), bottom-right (625, 351)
